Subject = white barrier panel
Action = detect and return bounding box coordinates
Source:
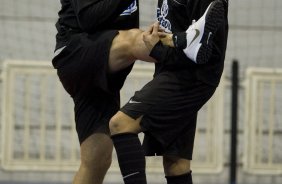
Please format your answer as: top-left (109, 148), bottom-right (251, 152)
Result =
top-left (1, 60), bottom-right (80, 171)
top-left (1, 60), bottom-right (224, 173)
top-left (244, 68), bottom-right (282, 174)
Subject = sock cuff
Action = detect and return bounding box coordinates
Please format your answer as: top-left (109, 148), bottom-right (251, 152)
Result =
top-left (165, 171), bottom-right (192, 179)
top-left (172, 32), bottom-right (187, 49)
top-left (165, 171), bottom-right (192, 184)
top-left (111, 133), bottom-right (138, 139)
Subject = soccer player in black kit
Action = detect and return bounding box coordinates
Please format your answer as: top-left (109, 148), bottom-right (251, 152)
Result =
top-left (109, 0), bottom-right (229, 184)
top-left (52, 1), bottom-right (153, 183)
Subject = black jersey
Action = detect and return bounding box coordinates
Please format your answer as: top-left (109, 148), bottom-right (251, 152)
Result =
top-left (151, 0), bottom-right (229, 86)
top-left (55, 0), bottom-right (139, 50)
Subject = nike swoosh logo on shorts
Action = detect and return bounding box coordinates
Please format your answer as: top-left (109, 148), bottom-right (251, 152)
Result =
top-left (188, 29), bottom-right (200, 46)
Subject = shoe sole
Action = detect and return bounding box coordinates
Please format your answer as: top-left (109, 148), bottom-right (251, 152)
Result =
top-left (196, 0), bottom-right (225, 64)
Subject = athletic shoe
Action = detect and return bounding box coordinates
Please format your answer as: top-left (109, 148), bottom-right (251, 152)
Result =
top-left (174, 0), bottom-right (225, 64)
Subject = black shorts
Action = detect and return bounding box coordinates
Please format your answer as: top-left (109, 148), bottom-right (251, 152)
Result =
top-left (120, 70), bottom-right (216, 159)
top-left (52, 31), bottom-right (134, 143)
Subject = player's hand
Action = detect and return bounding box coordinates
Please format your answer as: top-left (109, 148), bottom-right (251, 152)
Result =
top-left (143, 22), bottom-right (160, 52)
top-left (158, 32), bottom-right (174, 47)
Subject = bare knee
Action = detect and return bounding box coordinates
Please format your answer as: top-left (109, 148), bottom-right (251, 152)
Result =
top-left (109, 112), bottom-right (132, 135)
top-left (163, 156), bottom-right (191, 176)
top-left (109, 111), bottom-right (142, 135)
top-left (80, 150), bottom-right (112, 171)
top-left (79, 133), bottom-right (113, 172)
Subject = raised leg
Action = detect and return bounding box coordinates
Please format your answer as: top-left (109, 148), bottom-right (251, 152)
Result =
top-left (108, 29), bottom-right (156, 73)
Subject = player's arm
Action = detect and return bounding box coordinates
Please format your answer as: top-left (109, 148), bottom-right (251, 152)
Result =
top-left (71, 0), bottom-right (135, 32)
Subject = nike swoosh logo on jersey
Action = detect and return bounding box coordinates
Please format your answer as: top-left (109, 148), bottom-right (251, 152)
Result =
top-left (129, 99), bottom-right (142, 104)
top-left (188, 29), bottom-right (200, 46)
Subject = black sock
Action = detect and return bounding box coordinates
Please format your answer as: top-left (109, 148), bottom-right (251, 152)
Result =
top-left (165, 172), bottom-right (193, 184)
top-left (111, 133), bottom-right (146, 184)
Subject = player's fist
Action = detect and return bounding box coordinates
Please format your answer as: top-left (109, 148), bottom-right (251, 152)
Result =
top-left (143, 22), bottom-right (160, 51)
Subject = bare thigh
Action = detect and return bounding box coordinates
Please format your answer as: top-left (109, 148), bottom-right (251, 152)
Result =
top-left (108, 29), bottom-right (156, 73)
